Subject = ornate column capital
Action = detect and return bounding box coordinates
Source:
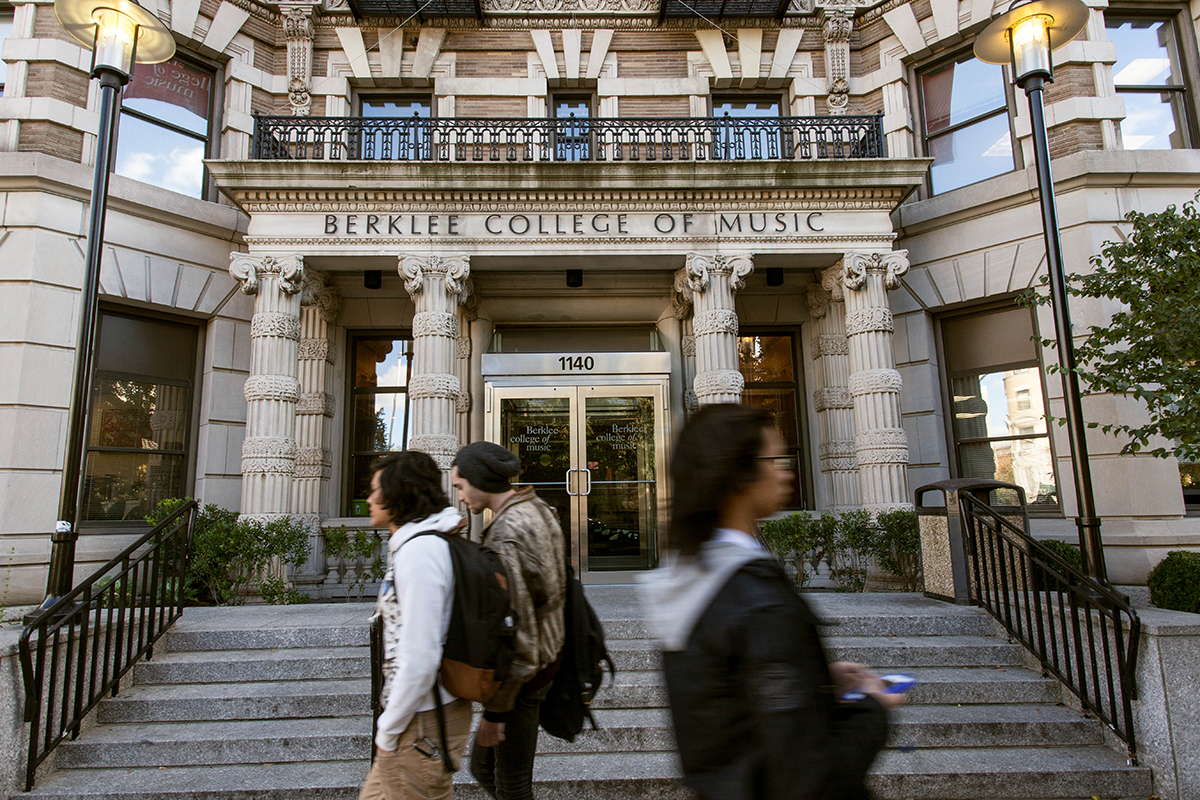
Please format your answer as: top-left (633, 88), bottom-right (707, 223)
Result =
top-left (230, 254), bottom-right (305, 296)
top-left (683, 251), bottom-right (754, 293)
top-left (843, 250), bottom-right (910, 291)
top-left (672, 267), bottom-right (695, 319)
top-left (399, 253), bottom-right (471, 302)
top-left (300, 269), bottom-right (342, 322)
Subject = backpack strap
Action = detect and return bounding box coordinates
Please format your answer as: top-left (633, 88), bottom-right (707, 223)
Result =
top-left (431, 681), bottom-right (455, 774)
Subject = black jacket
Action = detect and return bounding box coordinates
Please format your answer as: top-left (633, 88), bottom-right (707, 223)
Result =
top-left (661, 558), bottom-right (889, 800)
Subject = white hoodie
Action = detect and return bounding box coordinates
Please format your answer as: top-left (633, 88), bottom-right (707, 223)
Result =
top-left (373, 506), bottom-right (463, 751)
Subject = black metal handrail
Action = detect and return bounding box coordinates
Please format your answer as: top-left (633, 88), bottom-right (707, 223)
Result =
top-left (959, 492), bottom-right (1141, 759)
top-left (252, 113), bottom-right (886, 162)
top-left (18, 500), bottom-right (198, 790)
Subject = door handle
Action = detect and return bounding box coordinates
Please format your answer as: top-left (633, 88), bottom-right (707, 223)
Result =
top-left (581, 469), bottom-right (592, 496)
top-left (566, 468), bottom-right (578, 496)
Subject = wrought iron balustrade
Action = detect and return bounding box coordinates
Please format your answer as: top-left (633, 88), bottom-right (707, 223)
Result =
top-left (959, 490), bottom-right (1141, 760)
top-left (19, 500), bottom-right (198, 790)
top-left (252, 113), bottom-right (885, 162)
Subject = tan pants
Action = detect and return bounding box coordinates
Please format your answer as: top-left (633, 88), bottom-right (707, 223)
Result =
top-left (359, 699), bottom-right (473, 800)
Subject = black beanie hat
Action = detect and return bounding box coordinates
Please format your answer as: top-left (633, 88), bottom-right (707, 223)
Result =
top-left (453, 442), bottom-right (521, 493)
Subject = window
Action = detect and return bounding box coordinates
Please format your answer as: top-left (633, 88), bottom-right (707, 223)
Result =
top-left (553, 95), bottom-right (592, 161)
top-left (919, 53), bottom-right (1015, 194)
top-left (0, 9), bottom-right (13, 96)
top-left (347, 334), bottom-right (413, 516)
top-left (359, 96), bottom-right (431, 160)
top-left (115, 55), bottom-right (215, 199)
top-left (712, 95), bottom-right (784, 159)
top-left (83, 312), bottom-right (197, 522)
top-left (942, 306), bottom-right (1057, 508)
top-left (1107, 16), bottom-right (1195, 149)
top-left (738, 332), bottom-right (808, 509)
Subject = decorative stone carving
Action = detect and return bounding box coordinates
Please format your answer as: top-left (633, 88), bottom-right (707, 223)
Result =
top-left (244, 376), bottom-right (302, 403)
top-left (843, 250), bottom-right (910, 291)
top-left (693, 309), bottom-right (739, 337)
top-left (456, 335), bottom-right (471, 359)
top-left (456, 391), bottom-right (472, 413)
top-left (855, 447), bottom-right (910, 465)
top-left (672, 268), bottom-right (695, 320)
top-left (408, 373), bottom-right (461, 400)
top-left (243, 437), bottom-right (297, 458)
top-left (297, 392), bottom-right (335, 416)
top-left (820, 263), bottom-right (846, 300)
top-left (856, 429), bottom-right (909, 448)
top-left (681, 334), bottom-right (696, 357)
top-left (847, 369), bottom-right (903, 397)
top-left (413, 311), bottom-right (459, 338)
top-left (823, 7), bottom-right (852, 115)
top-left (693, 369), bottom-right (745, 399)
top-left (408, 434), bottom-right (461, 470)
top-left (815, 333), bottom-right (849, 356)
top-left (283, 5), bottom-right (314, 116)
top-left (242, 457), bottom-right (297, 475)
top-left (300, 272), bottom-right (341, 323)
top-left (298, 339), bottom-right (330, 361)
top-left (844, 307), bottom-right (893, 336)
top-left (400, 254), bottom-right (471, 299)
top-left (807, 283), bottom-right (832, 319)
top-left (813, 387), bottom-right (853, 411)
top-left (251, 312), bottom-right (302, 340)
top-left (684, 388), bottom-right (700, 412)
top-left (296, 446), bottom-right (331, 465)
top-left (229, 254), bottom-right (305, 296)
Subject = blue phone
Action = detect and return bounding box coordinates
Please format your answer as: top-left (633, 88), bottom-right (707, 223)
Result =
top-left (841, 673), bottom-right (917, 701)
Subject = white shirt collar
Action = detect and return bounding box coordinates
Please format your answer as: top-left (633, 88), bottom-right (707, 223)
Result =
top-left (712, 528), bottom-right (764, 551)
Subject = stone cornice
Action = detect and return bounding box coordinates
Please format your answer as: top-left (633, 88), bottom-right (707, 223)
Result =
top-left (208, 158), bottom-right (931, 212)
top-left (313, 14), bottom-right (823, 29)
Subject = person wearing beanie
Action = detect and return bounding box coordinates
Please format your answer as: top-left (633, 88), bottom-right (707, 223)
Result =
top-left (451, 442), bottom-right (566, 800)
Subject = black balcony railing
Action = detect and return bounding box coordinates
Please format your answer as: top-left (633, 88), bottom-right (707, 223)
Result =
top-left (18, 500), bottom-right (197, 790)
top-left (959, 490), bottom-right (1141, 760)
top-left (252, 113), bottom-right (886, 162)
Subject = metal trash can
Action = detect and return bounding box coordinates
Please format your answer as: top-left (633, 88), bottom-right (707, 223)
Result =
top-left (914, 479), bottom-right (1025, 604)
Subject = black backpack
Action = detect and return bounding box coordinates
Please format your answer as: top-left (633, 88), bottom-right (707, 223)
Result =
top-left (403, 530), bottom-right (518, 703)
top-left (539, 566), bottom-right (615, 742)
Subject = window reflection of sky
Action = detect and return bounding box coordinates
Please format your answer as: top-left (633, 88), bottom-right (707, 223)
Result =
top-left (929, 114), bottom-right (1012, 194)
top-left (115, 114), bottom-right (205, 198)
top-left (980, 372), bottom-right (1009, 438)
top-left (125, 96), bottom-right (207, 135)
top-left (1109, 21), bottom-right (1178, 86)
top-left (1120, 93), bottom-right (1176, 149)
top-left (374, 393), bottom-right (409, 450)
top-left (0, 15), bottom-right (12, 92)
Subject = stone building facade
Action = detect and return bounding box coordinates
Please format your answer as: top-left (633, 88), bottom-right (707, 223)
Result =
top-left (1, 0), bottom-right (1198, 601)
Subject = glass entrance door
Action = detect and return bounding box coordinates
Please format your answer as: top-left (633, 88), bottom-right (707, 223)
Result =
top-left (489, 382), bottom-right (666, 584)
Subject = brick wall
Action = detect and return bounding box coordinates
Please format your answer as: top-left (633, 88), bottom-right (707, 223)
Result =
top-left (457, 51), bottom-right (529, 78)
top-left (617, 51), bottom-right (689, 78)
top-left (1047, 120), bottom-right (1104, 159)
top-left (456, 97), bottom-right (527, 117)
top-left (1044, 64), bottom-right (1096, 104)
top-left (619, 96), bottom-right (690, 116)
top-left (32, 4), bottom-right (76, 43)
top-left (23, 63), bottom-right (89, 107)
top-left (18, 121), bottom-right (84, 161)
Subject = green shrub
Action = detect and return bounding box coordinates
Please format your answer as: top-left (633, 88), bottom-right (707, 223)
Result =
top-left (761, 511), bottom-right (822, 589)
top-left (323, 526), bottom-right (386, 601)
top-left (829, 509), bottom-right (875, 592)
top-left (1147, 551), bottom-right (1200, 614)
top-left (1030, 539), bottom-right (1084, 592)
top-left (147, 499), bottom-right (312, 605)
top-left (873, 509), bottom-right (922, 592)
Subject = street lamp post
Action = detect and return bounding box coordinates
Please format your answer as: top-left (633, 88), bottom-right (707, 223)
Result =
top-left (32, 0), bottom-right (175, 614)
top-left (975, 0), bottom-right (1110, 583)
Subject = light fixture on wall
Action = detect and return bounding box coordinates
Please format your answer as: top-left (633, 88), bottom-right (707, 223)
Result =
top-left (566, 269), bottom-right (583, 288)
top-left (765, 267), bottom-right (784, 287)
top-left (975, 0), bottom-right (1109, 582)
top-left (31, 0), bottom-right (175, 616)
top-left (364, 269), bottom-right (382, 289)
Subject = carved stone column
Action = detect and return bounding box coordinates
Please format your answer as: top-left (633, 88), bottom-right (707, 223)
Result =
top-left (677, 252), bottom-right (753, 406)
top-left (671, 271), bottom-right (699, 415)
top-left (842, 251), bottom-right (911, 512)
top-left (293, 270), bottom-right (340, 586)
top-left (229, 254), bottom-right (306, 525)
top-left (400, 254), bottom-right (471, 473)
top-left (283, 5), bottom-right (316, 116)
top-left (808, 265), bottom-right (859, 512)
top-left (455, 288), bottom-right (477, 451)
top-left (822, 4), bottom-right (853, 115)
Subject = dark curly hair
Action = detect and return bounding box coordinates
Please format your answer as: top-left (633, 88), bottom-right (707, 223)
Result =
top-left (670, 403), bottom-right (774, 557)
top-left (371, 451), bottom-right (451, 527)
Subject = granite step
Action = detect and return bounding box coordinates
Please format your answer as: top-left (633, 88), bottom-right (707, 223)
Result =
top-left (133, 647), bottom-right (370, 684)
top-left (98, 679), bottom-right (372, 723)
top-left (25, 746), bottom-right (1151, 800)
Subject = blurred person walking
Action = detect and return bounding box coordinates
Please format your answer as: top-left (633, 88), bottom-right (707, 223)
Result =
top-left (451, 441), bottom-right (567, 800)
top-left (360, 450), bottom-right (472, 800)
top-left (638, 403), bottom-right (901, 800)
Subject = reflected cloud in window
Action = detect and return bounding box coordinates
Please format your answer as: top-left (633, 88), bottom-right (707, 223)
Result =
top-left (1107, 17), bottom-right (1193, 150)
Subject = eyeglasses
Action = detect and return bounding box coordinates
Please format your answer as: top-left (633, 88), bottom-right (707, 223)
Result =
top-left (757, 456), bottom-right (795, 471)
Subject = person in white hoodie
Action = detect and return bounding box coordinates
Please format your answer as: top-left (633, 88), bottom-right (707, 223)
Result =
top-left (359, 450), bottom-right (470, 800)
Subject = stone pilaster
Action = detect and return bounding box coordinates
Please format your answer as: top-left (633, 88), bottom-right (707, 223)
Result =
top-left (294, 270), bottom-right (340, 584)
top-left (677, 252), bottom-right (753, 406)
top-left (455, 287), bottom-right (477, 450)
top-left (842, 250), bottom-right (911, 512)
top-left (808, 265), bottom-right (859, 512)
top-left (282, 5), bottom-right (316, 116)
top-left (671, 270), bottom-right (699, 415)
top-left (400, 254), bottom-right (471, 472)
top-left (822, 4), bottom-right (853, 115)
top-left (229, 253), bottom-right (306, 523)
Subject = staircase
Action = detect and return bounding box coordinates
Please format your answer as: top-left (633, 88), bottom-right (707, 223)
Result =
top-left (22, 591), bottom-right (1152, 799)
